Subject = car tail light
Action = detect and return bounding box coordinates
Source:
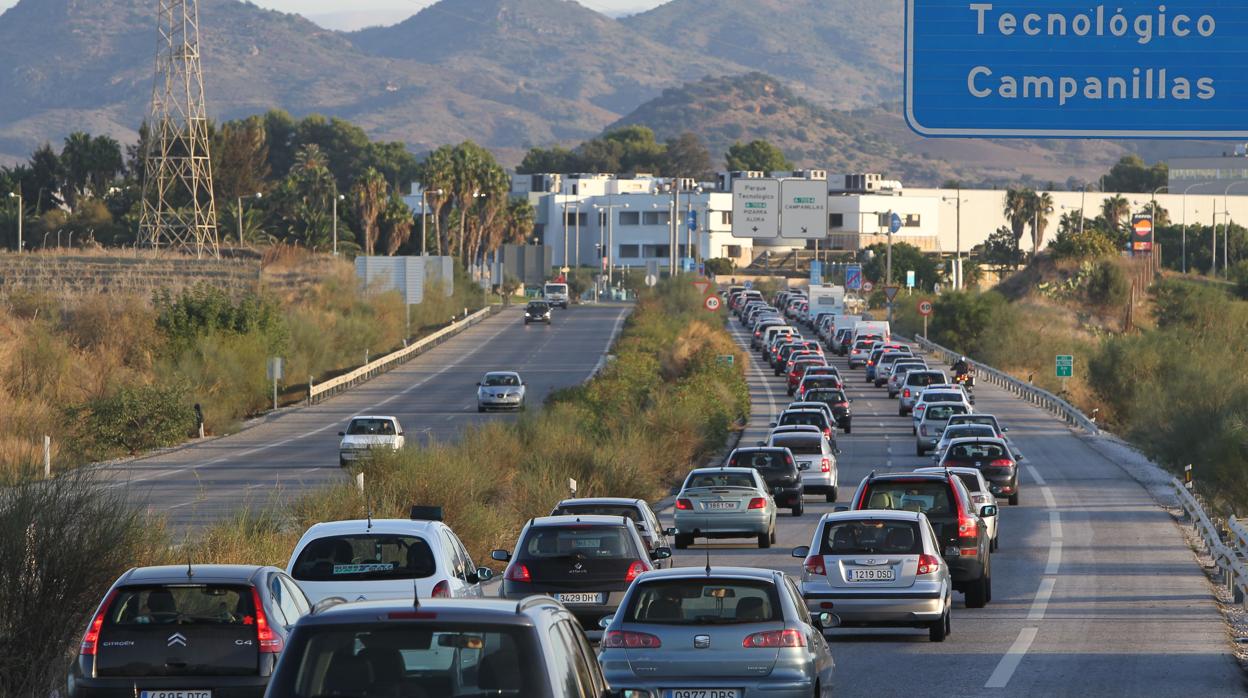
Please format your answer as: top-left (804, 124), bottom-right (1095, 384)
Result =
top-left (743, 629), bottom-right (806, 648)
top-left (505, 564), bottom-right (532, 583)
top-left (387, 611), bottom-right (438, 620)
top-left (820, 457), bottom-right (831, 473)
top-left (867, 360), bottom-right (874, 366)
top-left (747, 497), bottom-right (767, 509)
top-left (903, 389), bottom-right (911, 398)
top-left (625, 560), bottom-right (650, 583)
top-left (917, 554), bottom-right (941, 576)
top-left (676, 498), bottom-right (693, 510)
top-left (834, 402), bottom-right (849, 408)
top-left (431, 580), bottom-right (451, 598)
top-left (989, 459), bottom-right (1016, 468)
top-left (250, 587), bottom-right (283, 653)
top-left (604, 631), bottom-right (662, 648)
top-left (80, 590), bottom-right (118, 656)
top-left (804, 555), bottom-right (826, 576)
top-left (950, 482), bottom-right (977, 541)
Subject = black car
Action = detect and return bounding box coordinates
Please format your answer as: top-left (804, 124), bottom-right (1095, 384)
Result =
top-left (939, 438), bottom-right (1021, 505)
top-left (849, 472), bottom-right (994, 608)
top-left (264, 597), bottom-right (654, 698)
top-left (69, 565), bottom-right (309, 698)
top-left (726, 447), bottom-right (806, 516)
top-left (492, 516), bottom-right (671, 636)
top-left (524, 300), bottom-right (553, 324)
top-left (804, 387), bottom-right (852, 433)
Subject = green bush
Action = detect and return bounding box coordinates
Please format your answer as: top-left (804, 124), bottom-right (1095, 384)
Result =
top-left (1048, 227), bottom-right (1118, 261)
top-left (155, 284), bottom-right (288, 356)
top-left (1085, 260), bottom-right (1130, 307)
top-left (704, 257), bottom-right (735, 276)
top-left (69, 383), bottom-right (196, 457)
top-left (928, 290), bottom-right (1017, 359)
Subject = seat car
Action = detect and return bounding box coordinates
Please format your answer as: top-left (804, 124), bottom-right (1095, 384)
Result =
top-left (673, 467), bottom-right (778, 549)
top-left (727, 447), bottom-right (806, 516)
top-left (849, 472), bottom-right (994, 608)
top-left (476, 370), bottom-right (527, 412)
top-left (787, 358), bottom-right (828, 395)
top-left (599, 567), bottom-right (836, 698)
top-left (793, 510), bottom-right (953, 641)
top-left (865, 345), bottom-right (912, 383)
top-left (264, 597), bottom-right (656, 698)
top-left (337, 415), bottom-right (405, 468)
top-left (286, 507), bottom-right (490, 606)
top-left (938, 437), bottom-right (1022, 505)
top-left (69, 565), bottom-right (308, 698)
top-left (910, 389), bottom-right (974, 434)
top-left (914, 466), bottom-right (1001, 551)
top-left (915, 403), bottom-right (972, 455)
top-left (898, 371), bottom-right (948, 415)
top-left (551, 497), bottom-right (671, 563)
top-left (493, 515), bottom-right (668, 635)
top-left (796, 374), bottom-right (843, 400)
top-left (847, 340), bottom-right (876, 368)
top-left (765, 432), bottom-right (839, 503)
top-left (802, 387), bottom-right (852, 434)
top-left (525, 299), bottom-right (553, 324)
top-left (873, 350), bottom-right (916, 387)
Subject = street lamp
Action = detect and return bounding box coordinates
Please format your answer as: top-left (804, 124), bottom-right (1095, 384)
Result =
top-left (1222, 182), bottom-right (1248, 277)
top-left (941, 187), bottom-right (969, 289)
top-left (237, 192), bottom-right (262, 248)
top-left (331, 192), bottom-right (345, 256)
top-left (6, 191), bottom-right (20, 253)
top-left (1031, 205), bottom-right (1054, 258)
top-left (1182, 181), bottom-right (1215, 274)
top-left (420, 188), bottom-right (443, 257)
top-left (593, 198), bottom-right (629, 289)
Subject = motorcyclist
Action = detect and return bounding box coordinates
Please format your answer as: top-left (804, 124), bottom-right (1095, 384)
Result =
top-left (952, 356), bottom-right (970, 377)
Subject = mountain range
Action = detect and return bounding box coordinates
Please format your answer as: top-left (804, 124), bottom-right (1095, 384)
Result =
top-left (0, 0), bottom-right (1229, 184)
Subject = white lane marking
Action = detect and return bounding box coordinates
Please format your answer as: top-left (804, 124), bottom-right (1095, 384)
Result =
top-left (1028, 577), bottom-right (1056, 621)
top-left (1041, 486), bottom-right (1057, 509)
top-left (1045, 541), bottom-right (1063, 575)
top-left (1050, 511), bottom-right (1062, 540)
top-left (985, 627), bottom-right (1039, 688)
top-left (1027, 465), bottom-right (1047, 486)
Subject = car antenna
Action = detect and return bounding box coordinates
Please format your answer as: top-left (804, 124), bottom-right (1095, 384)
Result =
top-left (365, 490), bottom-right (374, 532)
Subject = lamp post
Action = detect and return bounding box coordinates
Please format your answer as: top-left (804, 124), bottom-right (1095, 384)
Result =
top-left (1031, 205), bottom-right (1054, 258)
top-left (237, 192), bottom-right (262, 248)
top-left (559, 200), bottom-right (579, 274)
top-left (594, 198), bottom-right (629, 290)
top-left (1223, 182), bottom-right (1248, 277)
top-left (684, 185), bottom-right (703, 271)
top-left (420, 188), bottom-right (443, 257)
top-left (6, 191), bottom-right (20, 253)
top-left (331, 192), bottom-right (344, 256)
top-left (941, 187), bottom-right (968, 289)
top-left (1182, 182), bottom-right (1214, 274)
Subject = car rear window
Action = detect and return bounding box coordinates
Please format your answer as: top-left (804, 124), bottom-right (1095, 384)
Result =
top-left (278, 624), bottom-right (538, 697)
top-left (820, 520), bottom-right (923, 555)
top-left (551, 505), bottom-right (640, 521)
top-left (805, 389), bottom-right (847, 404)
top-left (802, 378), bottom-right (840, 392)
top-left (729, 450), bottom-right (792, 472)
top-left (925, 405), bottom-right (969, 421)
top-left (907, 372), bottom-right (944, 386)
top-left (685, 472), bottom-right (756, 489)
top-left (292, 535), bottom-right (436, 582)
top-left (347, 419), bottom-right (396, 435)
top-left (779, 412), bottom-right (827, 429)
top-left (107, 585), bottom-right (255, 626)
top-left (624, 578), bottom-right (782, 625)
top-left (947, 442), bottom-right (1010, 461)
top-left (862, 480), bottom-right (954, 516)
top-left (518, 525), bottom-right (636, 561)
top-left (951, 472), bottom-right (985, 493)
top-left (943, 426), bottom-right (995, 441)
top-left (951, 416), bottom-right (998, 431)
top-left (770, 435), bottom-right (823, 454)
top-left (923, 392), bottom-right (963, 404)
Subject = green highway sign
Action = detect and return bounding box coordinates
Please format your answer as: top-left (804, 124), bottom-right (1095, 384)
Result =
top-left (1056, 355), bottom-right (1074, 378)
top-left (717, 355), bottom-right (735, 366)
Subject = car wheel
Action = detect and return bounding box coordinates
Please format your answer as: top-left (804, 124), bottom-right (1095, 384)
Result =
top-left (844, 421), bottom-right (851, 434)
top-left (985, 572), bottom-right (993, 603)
top-left (916, 444), bottom-right (925, 456)
top-left (929, 610), bottom-right (949, 642)
top-left (477, 405), bottom-right (485, 413)
top-left (770, 527), bottom-right (777, 544)
top-left (791, 500), bottom-right (804, 517)
top-left (964, 575), bottom-right (988, 608)
top-left (758, 532), bottom-right (771, 549)
top-left (824, 489), bottom-right (837, 503)
top-left (1009, 492), bottom-right (1020, 506)
top-left (675, 534), bottom-right (692, 549)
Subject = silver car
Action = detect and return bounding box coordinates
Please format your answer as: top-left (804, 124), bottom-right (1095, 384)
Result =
top-left (898, 370), bottom-right (947, 415)
top-left (915, 402), bottom-right (972, 455)
top-left (600, 567), bottom-right (836, 698)
top-left (793, 510), bottom-right (954, 642)
top-left (931, 423), bottom-right (998, 462)
top-left (914, 466), bottom-right (1001, 551)
top-left (673, 468), bottom-right (777, 549)
top-left (887, 360), bottom-right (928, 398)
top-left (476, 370), bottom-right (526, 412)
top-left (767, 432), bottom-right (839, 503)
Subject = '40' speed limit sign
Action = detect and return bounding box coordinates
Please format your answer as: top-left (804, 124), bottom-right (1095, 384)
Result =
top-left (704, 295), bottom-right (721, 312)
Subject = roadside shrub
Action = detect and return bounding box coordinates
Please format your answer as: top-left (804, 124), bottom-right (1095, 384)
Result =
top-left (1085, 260), bottom-right (1130, 307)
top-left (1230, 260), bottom-right (1248, 301)
top-left (155, 283), bottom-right (288, 356)
top-left (704, 257), bottom-right (735, 276)
top-left (928, 290), bottom-right (1017, 359)
top-left (68, 383), bottom-right (197, 458)
top-left (1048, 227), bottom-right (1118, 261)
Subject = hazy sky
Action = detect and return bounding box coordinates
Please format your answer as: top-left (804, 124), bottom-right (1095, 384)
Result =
top-left (0, 0), bottom-right (667, 29)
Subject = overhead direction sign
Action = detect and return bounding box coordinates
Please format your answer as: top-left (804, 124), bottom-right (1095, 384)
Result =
top-left (905, 1), bottom-right (1248, 139)
top-left (779, 179), bottom-right (828, 239)
top-left (732, 178), bottom-right (780, 239)
top-left (846, 265), bottom-right (863, 290)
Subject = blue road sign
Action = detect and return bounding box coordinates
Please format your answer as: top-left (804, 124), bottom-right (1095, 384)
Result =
top-left (687, 210), bottom-right (698, 232)
top-left (810, 260), bottom-right (823, 285)
top-left (846, 264), bottom-right (863, 290)
top-left (906, 270), bottom-right (916, 289)
top-left (905, 1), bottom-right (1248, 138)
top-left (744, 280), bottom-right (754, 290)
top-left (890, 213), bottom-right (903, 234)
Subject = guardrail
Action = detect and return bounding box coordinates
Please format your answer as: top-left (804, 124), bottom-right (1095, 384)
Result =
top-left (307, 306), bottom-right (499, 404)
top-left (911, 335), bottom-right (1100, 435)
top-left (1173, 478), bottom-right (1248, 606)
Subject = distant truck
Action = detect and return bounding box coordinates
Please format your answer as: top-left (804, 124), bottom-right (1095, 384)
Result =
top-left (805, 285), bottom-right (845, 324)
top-left (853, 320), bottom-right (891, 343)
top-left (543, 282), bottom-right (570, 309)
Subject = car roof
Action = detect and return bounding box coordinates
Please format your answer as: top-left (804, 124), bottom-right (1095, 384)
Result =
top-left (300, 519), bottom-right (441, 537)
top-left (867, 472), bottom-right (951, 483)
top-left (555, 497), bottom-right (645, 508)
top-left (950, 413), bottom-right (1000, 423)
top-left (632, 566), bottom-right (779, 582)
top-left (348, 415), bottom-right (399, 421)
top-left (914, 466), bottom-right (986, 480)
top-left (121, 565), bottom-right (267, 585)
top-left (529, 514), bottom-right (633, 527)
top-left (688, 466), bottom-right (758, 476)
top-left (308, 597), bottom-right (558, 626)
top-left (732, 446), bottom-right (788, 453)
top-left (819, 509), bottom-right (923, 523)
top-left (483, 370), bottom-right (522, 377)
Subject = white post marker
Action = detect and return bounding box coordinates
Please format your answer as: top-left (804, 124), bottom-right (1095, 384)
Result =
top-left (43, 435), bottom-right (51, 479)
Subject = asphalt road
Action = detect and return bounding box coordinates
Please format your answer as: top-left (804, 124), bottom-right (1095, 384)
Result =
top-left (655, 318), bottom-right (1245, 697)
top-left (102, 304), bottom-right (630, 531)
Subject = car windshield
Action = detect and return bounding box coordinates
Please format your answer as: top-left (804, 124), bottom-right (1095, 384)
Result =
top-left (551, 505), bottom-right (640, 522)
top-left (347, 419), bottom-right (396, 436)
top-left (803, 378), bottom-right (840, 392)
top-left (806, 389), bottom-right (847, 404)
top-left (518, 526), bottom-right (635, 561)
top-left (526, 303), bottom-right (548, 311)
top-left (624, 578), bottom-right (782, 625)
top-left (685, 472), bottom-right (756, 489)
top-left (863, 480), bottom-right (954, 516)
top-left (922, 393), bottom-right (962, 404)
top-left (278, 624), bottom-right (537, 698)
top-left (292, 534), bottom-right (436, 582)
top-left (483, 374), bottom-right (520, 387)
top-left (944, 426), bottom-right (995, 441)
top-left (544, 284), bottom-right (567, 294)
top-left (820, 520), bottom-right (923, 555)
top-left (729, 450), bottom-right (790, 472)
top-left (925, 405), bottom-right (969, 421)
top-left (770, 436), bottom-right (823, 455)
top-left (779, 412), bottom-right (827, 428)
top-left (106, 585), bottom-right (254, 626)
top-left (947, 442), bottom-right (1010, 461)
top-left (908, 373), bottom-right (944, 386)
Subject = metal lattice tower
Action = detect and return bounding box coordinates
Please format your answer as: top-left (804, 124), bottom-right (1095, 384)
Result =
top-left (138, 0), bottom-right (219, 258)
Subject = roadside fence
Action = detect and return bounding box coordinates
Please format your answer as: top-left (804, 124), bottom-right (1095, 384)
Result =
top-left (1173, 478), bottom-right (1248, 608)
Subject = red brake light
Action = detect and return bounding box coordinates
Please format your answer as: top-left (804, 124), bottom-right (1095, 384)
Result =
top-left (804, 555), bottom-right (826, 576)
top-left (676, 498), bottom-right (693, 510)
top-left (903, 389), bottom-right (911, 398)
top-left (743, 629), bottom-right (806, 648)
top-left (917, 554), bottom-right (941, 576)
top-left (834, 402), bottom-right (848, 408)
top-left (80, 590), bottom-right (117, 656)
top-left (505, 563), bottom-right (532, 583)
top-left (989, 459), bottom-right (1016, 468)
top-left (431, 580), bottom-right (451, 598)
top-left (604, 631), bottom-right (662, 648)
top-left (949, 480), bottom-right (977, 540)
top-left (747, 497), bottom-right (767, 509)
top-left (625, 560), bottom-right (649, 583)
top-left (820, 457), bottom-right (831, 473)
top-left (250, 587), bottom-right (283, 653)
top-left (823, 428), bottom-right (832, 440)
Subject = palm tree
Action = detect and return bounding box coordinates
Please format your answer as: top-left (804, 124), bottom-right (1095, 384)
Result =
top-left (349, 168), bottom-right (388, 256)
top-left (380, 195), bottom-right (415, 256)
top-left (1003, 187), bottom-right (1031, 247)
top-left (1030, 191), bottom-right (1055, 253)
top-left (1101, 195), bottom-right (1130, 232)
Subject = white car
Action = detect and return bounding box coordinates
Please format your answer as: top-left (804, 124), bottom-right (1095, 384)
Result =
top-left (477, 371), bottom-right (526, 411)
top-left (914, 466), bottom-right (1001, 551)
top-left (286, 507), bottom-right (491, 606)
top-left (911, 389), bottom-right (974, 434)
top-left (337, 415), bottom-right (405, 467)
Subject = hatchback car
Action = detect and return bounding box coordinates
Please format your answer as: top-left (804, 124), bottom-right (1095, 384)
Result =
top-left (69, 565), bottom-right (307, 698)
top-left (264, 597), bottom-right (655, 698)
top-left (774, 408), bottom-right (835, 442)
top-left (915, 403), bottom-right (971, 455)
top-left (887, 361), bottom-right (929, 398)
top-left (599, 567), bottom-right (836, 698)
top-left (673, 467), bottom-right (778, 549)
top-left (847, 340), bottom-right (876, 368)
top-left (493, 515), bottom-right (668, 634)
top-left (872, 350), bottom-right (916, 387)
top-left (477, 370), bottom-right (526, 411)
top-left (938, 437), bottom-right (1022, 505)
top-left (803, 388), bottom-right (852, 434)
top-left (948, 413), bottom-right (1023, 459)
top-left (337, 415), bottom-right (405, 468)
top-left (793, 510), bottom-right (952, 641)
top-left (525, 300), bottom-right (553, 324)
top-left (551, 497), bottom-right (671, 563)
top-left (286, 507), bottom-right (490, 606)
top-left (914, 466), bottom-right (1001, 551)
top-left (787, 358), bottom-right (828, 394)
top-left (931, 423), bottom-right (998, 462)
top-left (727, 447), bottom-right (806, 516)
top-left (910, 389), bottom-right (971, 432)
top-left (796, 375), bottom-right (843, 400)
top-left (898, 371), bottom-right (948, 415)
top-left (766, 432), bottom-right (839, 503)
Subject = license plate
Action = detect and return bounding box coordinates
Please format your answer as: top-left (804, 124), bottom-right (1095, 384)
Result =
top-left (668, 691), bottom-right (740, 698)
top-left (705, 501), bottom-right (736, 510)
top-left (556, 593), bottom-right (604, 604)
top-left (848, 568), bottom-right (896, 582)
top-left (141, 692), bottom-right (212, 698)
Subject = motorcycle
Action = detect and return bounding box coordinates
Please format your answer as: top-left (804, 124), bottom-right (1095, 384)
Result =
top-left (954, 371), bottom-right (976, 404)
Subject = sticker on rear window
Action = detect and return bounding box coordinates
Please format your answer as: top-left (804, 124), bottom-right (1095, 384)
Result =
top-left (333, 563), bottom-right (395, 575)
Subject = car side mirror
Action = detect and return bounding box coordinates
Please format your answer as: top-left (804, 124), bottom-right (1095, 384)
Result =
top-left (1002, 427), bottom-right (1010, 432)
top-left (833, 505), bottom-right (849, 512)
top-left (598, 615), bottom-right (615, 630)
top-left (791, 545), bottom-right (810, 558)
top-left (756, 441), bottom-right (766, 447)
top-left (651, 547), bottom-right (672, 560)
top-left (490, 550), bottom-right (511, 562)
top-left (664, 527), bottom-right (677, 536)
top-left (474, 566), bottom-right (495, 583)
top-left (768, 422), bottom-right (777, 428)
top-left (337, 431), bottom-right (345, 437)
top-left (814, 612), bottom-right (840, 629)
top-left (979, 505), bottom-right (998, 518)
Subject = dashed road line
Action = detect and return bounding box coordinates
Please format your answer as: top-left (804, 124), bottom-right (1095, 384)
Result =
top-left (986, 627), bottom-right (1040, 688)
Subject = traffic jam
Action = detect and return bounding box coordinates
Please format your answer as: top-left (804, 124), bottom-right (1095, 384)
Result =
top-left (68, 285), bottom-right (1025, 698)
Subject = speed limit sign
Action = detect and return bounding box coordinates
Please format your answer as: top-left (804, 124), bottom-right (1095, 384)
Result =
top-left (862, 280), bottom-right (875, 293)
top-left (704, 295), bottom-right (722, 312)
top-left (918, 299), bottom-right (934, 317)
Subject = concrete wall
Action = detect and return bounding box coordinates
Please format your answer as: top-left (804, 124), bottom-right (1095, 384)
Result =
top-left (0, 252), bottom-right (262, 298)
